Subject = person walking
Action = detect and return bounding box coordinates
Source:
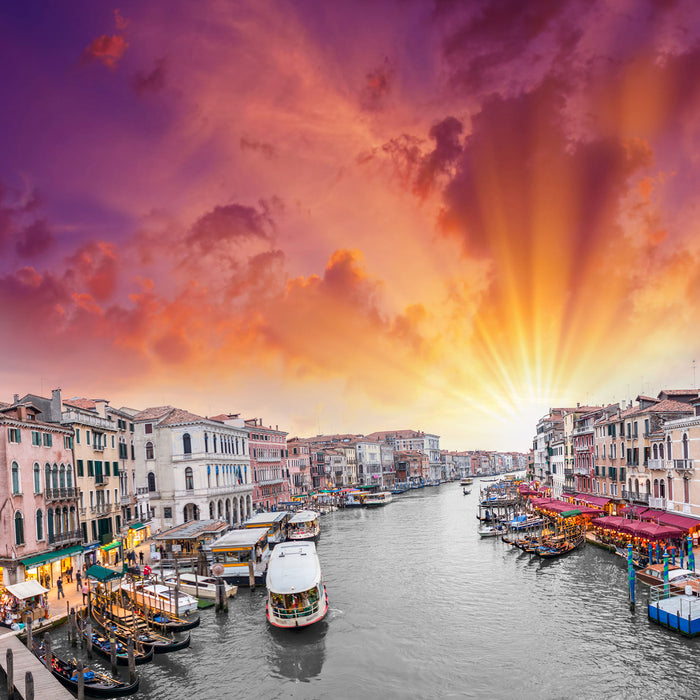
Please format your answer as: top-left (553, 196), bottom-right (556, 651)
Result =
top-left (81, 582), bottom-right (89, 605)
top-left (76, 570), bottom-right (82, 592)
top-left (56, 577), bottom-right (65, 599)
top-left (139, 550), bottom-right (144, 566)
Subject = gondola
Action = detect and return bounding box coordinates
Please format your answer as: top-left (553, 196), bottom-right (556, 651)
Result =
top-left (120, 593), bottom-right (201, 632)
top-left (535, 535), bottom-right (585, 558)
top-left (92, 608), bottom-right (191, 654)
top-left (80, 623), bottom-right (154, 665)
top-left (463, 488), bottom-right (471, 495)
top-left (33, 642), bottom-right (139, 697)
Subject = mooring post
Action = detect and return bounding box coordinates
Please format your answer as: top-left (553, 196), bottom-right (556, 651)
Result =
top-left (248, 561), bottom-right (255, 590)
top-left (86, 621), bottom-right (93, 658)
top-left (26, 617), bottom-right (33, 654)
top-left (76, 659), bottom-right (85, 700)
top-left (6, 648), bottom-right (14, 700)
top-left (627, 542), bottom-right (635, 612)
top-left (109, 632), bottom-right (117, 673)
top-left (24, 671), bottom-right (34, 700)
top-left (44, 633), bottom-right (52, 671)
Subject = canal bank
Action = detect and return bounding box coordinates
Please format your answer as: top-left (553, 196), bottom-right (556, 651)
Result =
top-left (43, 482), bottom-right (700, 699)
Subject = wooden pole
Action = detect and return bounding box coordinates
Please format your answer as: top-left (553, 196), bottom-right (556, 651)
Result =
top-left (109, 632), bottom-right (117, 673)
top-left (127, 638), bottom-right (136, 684)
top-left (86, 621), bottom-right (93, 658)
top-left (6, 648), bottom-right (13, 700)
top-left (24, 672), bottom-right (34, 700)
top-left (43, 632), bottom-right (52, 673)
top-left (248, 561), bottom-right (255, 590)
top-left (26, 618), bottom-right (33, 655)
top-left (76, 659), bottom-right (85, 700)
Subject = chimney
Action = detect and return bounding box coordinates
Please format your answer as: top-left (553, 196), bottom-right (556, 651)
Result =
top-left (13, 394), bottom-right (19, 403)
top-left (577, 402), bottom-right (580, 408)
top-left (50, 388), bottom-right (62, 422)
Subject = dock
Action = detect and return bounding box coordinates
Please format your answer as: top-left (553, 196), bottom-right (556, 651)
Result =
top-left (0, 633), bottom-right (73, 699)
top-left (648, 590), bottom-right (700, 637)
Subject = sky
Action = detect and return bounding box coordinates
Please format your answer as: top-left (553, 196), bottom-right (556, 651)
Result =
top-left (1, 0), bottom-right (700, 451)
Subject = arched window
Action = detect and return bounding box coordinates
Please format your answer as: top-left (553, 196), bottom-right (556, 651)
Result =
top-left (185, 467), bottom-right (194, 490)
top-left (66, 466), bottom-right (73, 488)
top-left (52, 464), bottom-right (58, 489)
top-left (653, 444), bottom-right (658, 460)
top-left (14, 511), bottom-right (24, 545)
top-left (653, 479), bottom-right (659, 498)
top-left (34, 463), bottom-right (41, 493)
top-left (683, 433), bottom-right (689, 460)
top-left (645, 479), bottom-right (651, 495)
top-left (36, 509), bottom-right (43, 540)
top-left (668, 477), bottom-right (673, 501)
top-left (145, 442), bottom-right (154, 460)
top-left (45, 464), bottom-right (51, 492)
top-left (47, 508), bottom-right (54, 541)
top-left (183, 433), bottom-right (192, 454)
top-left (11, 462), bottom-right (20, 494)
top-left (204, 433), bottom-right (209, 453)
top-left (59, 465), bottom-right (66, 488)
top-left (660, 442), bottom-right (665, 460)
top-left (667, 435), bottom-right (672, 460)
top-left (213, 435), bottom-right (218, 452)
top-left (660, 479), bottom-right (666, 499)
top-left (147, 472), bottom-right (156, 492)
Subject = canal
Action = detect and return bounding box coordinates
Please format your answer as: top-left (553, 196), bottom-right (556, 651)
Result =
top-left (47, 482), bottom-right (700, 698)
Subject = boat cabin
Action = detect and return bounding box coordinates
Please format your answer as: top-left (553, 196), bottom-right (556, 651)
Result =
top-left (363, 491), bottom-right (393, 507)
top-left (208, 527), bottom-right (270, 585)
top-left (243, 512), bottom-right (291, 546)
top-left (287, 510), bottom-right (321, 541)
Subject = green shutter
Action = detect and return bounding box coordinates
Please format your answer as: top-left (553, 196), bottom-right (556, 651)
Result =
top-left (113, 461), bottom-right (119, 476)
top-left (77, 460), bottom-right (84, 477)
top-left (88, 460), bottom-right (94, 476)
top-left (104, 461), bottom-right (110, 476)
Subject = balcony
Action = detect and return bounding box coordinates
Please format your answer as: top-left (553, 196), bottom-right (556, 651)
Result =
top-left (564, 469), bottom-right (574, 477)
top-left (94, 474), bottom-right (107, 485)
top-left (61, 410), bottom-right (114, 431)
top-left (674, 459), bottom-right (695, 473)
top-left (648, 459), bottom-right (665, 471)
top-left (649, 497), bottom-right (666, 509)
top-left (93, 503), bottom-right (111, 514)
top-left (92, 443), bottom-right (105, 452)
top-left (48, 530), bottom-right (82, 546)
top-left (562, 485), bottom-right (577, 494)
top-left (573, 466), bottom-right (589, 476)
top-left (120, 495), bottom-right (132, 505)
top-left (45, 487), bottom-right (78, 502)
top-left (574, 444), bottom-right (589, 453)
top-left (622, 489), bottom-right (650, 504)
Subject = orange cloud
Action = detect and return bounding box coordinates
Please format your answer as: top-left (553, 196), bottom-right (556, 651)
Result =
top-left (83, 34), bottom-right (128, 69)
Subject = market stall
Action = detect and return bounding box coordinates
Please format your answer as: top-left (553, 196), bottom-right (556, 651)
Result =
top-left (0, 580), bottom-right (49, 628)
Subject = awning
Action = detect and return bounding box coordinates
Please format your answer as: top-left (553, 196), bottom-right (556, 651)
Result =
top-left (657, 512), bottom-right (700, 533)
top-left (21, 545), bottom-right (82, 569)
top-left (575, 493), bottom-right (611, 508)
top-left (560, 509), bottom-right (582, 518)
top-left (100, 541), bottom-right (121, 552)
top-left (128, 522), bottom-right (147, 531)
top-left (82, 542), bottom-right (101, 553)
top-left (86, 564), bottom-right (124, 582)
top-left (5, 581), bottom-right (49, 600)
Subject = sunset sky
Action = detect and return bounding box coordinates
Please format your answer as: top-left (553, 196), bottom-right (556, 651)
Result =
top-left (1, 0), bottom-right (700, 451)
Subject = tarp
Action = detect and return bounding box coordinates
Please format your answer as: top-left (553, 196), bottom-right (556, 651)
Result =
top-left (86, 564), bottom-right (124, 582)
top-left (20, 545), bottom-right (82, 569)
top-left (592, 516), bottom-right (630, 530)
top-left (560, 509), bottom-right (582, 518)
top-left (618, 520), bottom-right (684, 540)
top-left (5, 580), bottom-right (49, 600)
top-left (100, 541), bottom-right (121, 552)
top-left (657, 512), bottom-right (700, 533)
top-left (574, 493), bottom-right (611, 508)
top-left (128, 522), bottom-right (147, 531)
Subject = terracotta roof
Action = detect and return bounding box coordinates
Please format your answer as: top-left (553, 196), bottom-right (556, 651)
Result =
top-left (658, 389), bottom-right (698, 396)
top-left (636, 395), bottom-right (659, 403)
top-left (158, 408), bottom-right (207, 426)
top-left (209, 413), bottom-right (237, 422)
top-left (132, 406), bottom-right (176, 421)
top-left (640, 399), bottom-right (695, 414)
top-left (64, 398), bottom-right (97, 410)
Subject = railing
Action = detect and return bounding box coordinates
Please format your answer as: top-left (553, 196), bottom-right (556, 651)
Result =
top-left (622, 490), bottom-right (650, 503)
top-left (48, 530), bottom-right (82, 545)
top-left (674, 459), bottom-right (695, 472)
top-left (45, 487), bottom-right (78, 502)
top-left (574, 444), bottom-right (589, 452)
top-left (94, 474), bottom-right (106, 485)
top-left (172, 450), bottom-right (248, 461)
top-left (573, 466), bottom-right (589, 475)
top-left (92, 443), bottom-right (105, 452)
top-left (648, 497), bottom-right (666, 509)
top-left (61, 410), bottom-right (114, 431)
top-left (270, 600), bottom-right (320, 620)
top-left (93, 503), bottom-right (111, 514)
top-left (136, 486), bottom-right (150, 495)
top-left (562, 485), bottom-right (576, 494)
top-left (648, 459), bottom-right (665, 470)
top-left (120, 495), bottom-right (132, 505)
top-left (564, 468), bottom-right (574, 476)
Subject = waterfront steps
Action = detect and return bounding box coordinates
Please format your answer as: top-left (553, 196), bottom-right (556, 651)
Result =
top-left (0, 633), bottom-right (74, 699)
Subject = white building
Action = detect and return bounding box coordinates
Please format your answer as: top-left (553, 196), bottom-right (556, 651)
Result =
top-left (133, 406), bottom-right (253, 532)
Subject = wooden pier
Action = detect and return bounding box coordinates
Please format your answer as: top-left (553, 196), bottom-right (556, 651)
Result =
top-left (0, 633), bottom-right (73, 699)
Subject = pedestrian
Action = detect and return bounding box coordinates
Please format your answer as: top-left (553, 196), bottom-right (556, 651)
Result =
top-left (67, 566), bottom-right (73, 583)
top-left (76, 570), bottom-right (82, 592)
top-left (56, 577), bottom-right (65, 599)
top-left (139, 550), bottom-right (144, 566)
top-left (81, 582), bottom-right (89, 604)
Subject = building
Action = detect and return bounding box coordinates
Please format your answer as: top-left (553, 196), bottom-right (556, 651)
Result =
top-left (365, 430), bottom-right (441, 481)
top-left (243, 418), bottom-right (290, 510)
top-left (133, 406), bottom-right (253, 531)
top-left (286, 438), bottom-right (312, 496)
top-left (0, 395), bottom-right (80, 586)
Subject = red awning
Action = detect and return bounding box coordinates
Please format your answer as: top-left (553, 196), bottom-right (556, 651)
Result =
top-left (618, 505), bottom-right (649, 517)
top-left (592, 516), bottom-right (630, 531)
top-left (639, 509), bottom-right (666, 521)
top-left (657, 512), bottom-right (700, 533)
top-left (575, 493), bottom-right (611, 508)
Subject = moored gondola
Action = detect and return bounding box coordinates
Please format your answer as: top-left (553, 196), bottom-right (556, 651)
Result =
top-left (92, 608), bottom-right (191, 654)
top-left (119, 593), bottom-right (201, 632)
top-left (80, 623), bottom-right (154, 665)
top-left (33, 641), bottom-right (140, 697)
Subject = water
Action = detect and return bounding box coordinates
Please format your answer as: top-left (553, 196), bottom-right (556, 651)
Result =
top-left (46, 484), bottom-right (700, 699)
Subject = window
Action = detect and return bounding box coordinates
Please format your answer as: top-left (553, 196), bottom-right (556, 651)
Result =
top-left (667, 436), bottom-right (672, 460)
top-left (64, 435), bottom-right (73, 449)
top-left (185, 467), bottom-right (194, 490)
top-left (145, 442), bottom-right (154, 460)
top-left (14, 511), bottom-right (24, 545)
top-left (11, 462), bottom-right (20, 494)
top-left (163, 507), bottom-right (172, 519)
top-left (113, 461), bottom-right (119, 476)
top-left (87, 460), bottom-right (94, 477)
top-left (104, 461), bottom-right (110, 476)
top-left (77, 459), bottom-right (84, 477)
top-left (32, 431), bottom-right (41, 446)
top-left (683, 433), bottom-right (690, 460)
top-left (183, 433), bottom-right (192, 454)
top-left (43, 433), bottom-right (52, 447)
top-left (75, 428), bottom-right (80, 444)
top-left (86, 430), bottom-right (91, 445)
top-left (36, 509), bottom-right (43, 541)
top-left (147, 472), bottom-right (156, 492)
top-left (145, 423), bottom-right (153, 434)
top-left (204, 433), bottom-right (209, 452)
top-left (33, 463), bottom-right (41, 493)
top-left (8, 427), bottom-right (21, 443)
top-left (111, 435), bottom-right (115, 448)
top-left (130, 423), bottom-right (134, 432)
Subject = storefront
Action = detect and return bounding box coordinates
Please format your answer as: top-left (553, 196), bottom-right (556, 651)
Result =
top-left (99, 540), bottom-right (123, 567)
top-left (20, 545), bottom-right (83, 590)
top-left (0, 580), bottom-right (49, 629)
top-left (124, 522), bottom-right (151, 549)
top-left (82, 542), bottom-right (101, 569)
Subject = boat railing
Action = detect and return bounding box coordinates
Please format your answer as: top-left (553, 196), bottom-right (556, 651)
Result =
top-left (271, 600), bottom-right (320, 619)
top-left (649, 583), bottom-right (700, 607)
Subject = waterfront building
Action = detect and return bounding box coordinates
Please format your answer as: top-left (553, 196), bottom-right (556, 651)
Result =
top-left (243, 418), bottom-right (290, 510)
top-left (590, 404), bottom-right (622, 500)
top-left (365, 430), bottom-right (441, 481)
top-left (394, 450), bottom-right (428, 485)
top-left (0, 395), bottom-right (79, 585)
top-left (379, 442), bottom-right (396, 488)
top-left (286, 438), bottom-right (312, 496)
top-left (133, 407), bottom-right (253, 531)
top-left (532, 410), bottom-right (567, 488)
top-left (550, 437), bottom-right (565, 496)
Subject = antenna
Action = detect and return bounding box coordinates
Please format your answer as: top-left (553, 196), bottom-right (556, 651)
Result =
top-left (693, 359), bottom-right (697, 389)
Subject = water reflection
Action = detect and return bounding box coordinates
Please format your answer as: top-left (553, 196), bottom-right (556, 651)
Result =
top-left (266, 620), bottom-right (327, 682)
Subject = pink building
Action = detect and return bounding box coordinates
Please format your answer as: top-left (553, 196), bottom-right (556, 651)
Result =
top-left (246, 418), bottom-right (290, 510)
top-left (0, 398), bottom-right (80, 586)
top-left (286, 438), bottom-right (312, 496)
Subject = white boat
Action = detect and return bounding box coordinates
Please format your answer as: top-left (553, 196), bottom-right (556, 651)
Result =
top-left (123, 581), bottom-right (198, 615)
top-left (363, 491), bottom-right (393, 507)
top-left (207, 527), bottom-right (270, 585)
top-left (243, 511), bottom-right (292, 546)
top-left (460, 478), bottom-right (473, 486)
top-left (265, 541), bottom-right (328, 628)
top-left (161, 572), bottom-right (238, 600)
top-left (287, 510), bottom-right (321, 542)
top-left (478, 525), bottom-right (506, 538)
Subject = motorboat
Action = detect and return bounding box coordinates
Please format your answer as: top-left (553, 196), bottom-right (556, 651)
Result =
top-left (161, 572), bottom-right (237, 600)
top-left (287, 510), bottom-right (321, 541)
top-left (266, 541), bottom-right (328, 628)
top-left (207, 527), bottom-right (270, 585)
top-left (478, 525), bottom-right (506, 538)
top-left (243, 511), bottom-right (292, 547)
top-left (122, 581), bottom-right (198, 615)
top-left (363, 491), bottom-right (393, 507)
top-left (637, 564), bottom-right (700, 594)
